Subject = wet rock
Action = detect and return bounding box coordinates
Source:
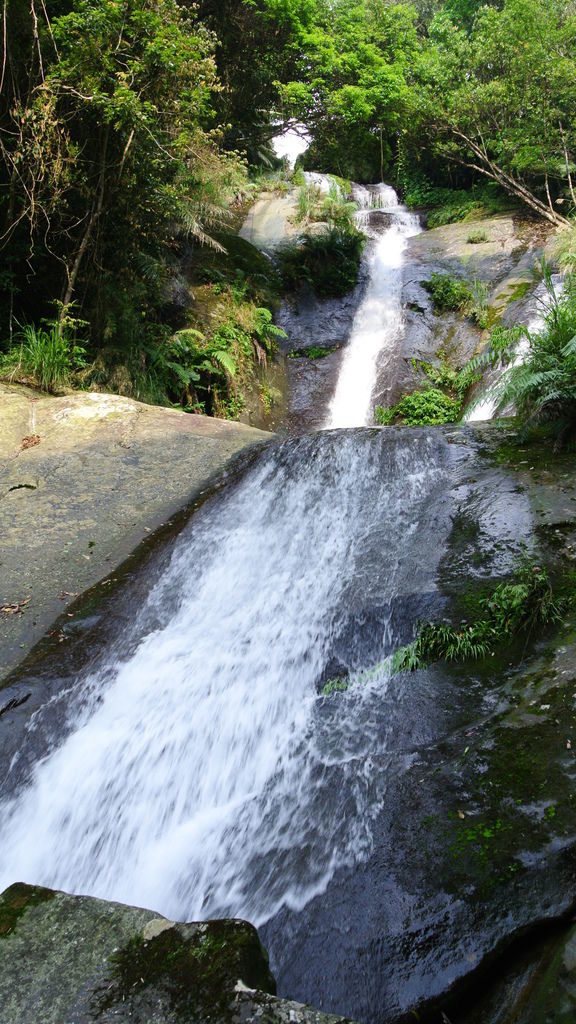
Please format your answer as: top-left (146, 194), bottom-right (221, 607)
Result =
top-left (378, 214), bottom-right (558, 409)
top-left (453, 918), bottom-right (576, 1024)
top-left (0, 883), bottom-right (354, 1024)
top-left (260, 425), bottom-right (576, 1024)
top-left (278, 274), bottom-right (369, 355)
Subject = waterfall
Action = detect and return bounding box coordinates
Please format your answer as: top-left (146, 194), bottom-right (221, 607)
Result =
top-left (466, 273), bottom-right (565, 422)
top-left (325, 186), bottom-right (420, 429)
top-left (0, 431), bottom-right (449, 925)
top-left (303, 171), bottom-right (339, 195)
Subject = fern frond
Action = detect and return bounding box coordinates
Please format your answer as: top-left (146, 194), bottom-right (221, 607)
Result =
top-left (212, 349), bottom-right (236, 377)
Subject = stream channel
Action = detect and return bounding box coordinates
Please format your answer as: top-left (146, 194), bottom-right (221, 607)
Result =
top-left (1, 186), bottom-right (576, 1024)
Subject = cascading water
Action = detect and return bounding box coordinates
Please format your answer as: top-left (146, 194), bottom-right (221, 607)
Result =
top-left (466, 273), bottom-right (565, 422)
top-left (325, 185), bottom-right (420, 429)
top-left (0, 431), bottom-right (450, 926)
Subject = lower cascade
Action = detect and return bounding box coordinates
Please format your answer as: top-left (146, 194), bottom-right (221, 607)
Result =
top-left (0, 431), bottom-right (449, 926)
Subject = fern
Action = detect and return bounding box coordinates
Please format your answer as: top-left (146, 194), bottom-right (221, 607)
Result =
top-left (211, 349), bottom-right (236, 377)
top-left (393, 563), bottom-right (562, 673)
top-left (485, 269), bottom-right (576, 441)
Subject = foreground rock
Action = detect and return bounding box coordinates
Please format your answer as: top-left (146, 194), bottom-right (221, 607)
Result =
top-left (0, 883), bottom-right (354, 1024)
top-left (0, 385), bottom-right (271, 682)
top-left (2, 423), bottom-right (576, 1024)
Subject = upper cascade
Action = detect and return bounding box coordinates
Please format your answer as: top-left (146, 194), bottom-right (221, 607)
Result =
top-left (324, 183), bottom-right (420, 430)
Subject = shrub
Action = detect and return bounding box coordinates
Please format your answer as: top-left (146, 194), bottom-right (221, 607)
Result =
top-left (375, 387), bottom-right (462, 426)
top-left (400, 173), bottom-right (514, 227)
top-left (277, 227), bottom-right (365, 298)
top-left (287, 345), bottom-right (338, 359)
top-left (424, 272), bottom-right (489, 327)
top-left (467, 229), bottom-right (489, 244)
top-left (424, 272), bottom-right (472, 312)
top-left (477, 269), bottom-right (576, 445)
top-left (375, 358), bottom-right (481, 426)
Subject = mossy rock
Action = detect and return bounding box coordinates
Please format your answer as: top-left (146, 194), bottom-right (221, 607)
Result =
top-left (0, 884), bottom-right (355, 1024)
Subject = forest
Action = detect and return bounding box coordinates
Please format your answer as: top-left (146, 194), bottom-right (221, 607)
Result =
top-left (1, 0), bottom-right (575, 413)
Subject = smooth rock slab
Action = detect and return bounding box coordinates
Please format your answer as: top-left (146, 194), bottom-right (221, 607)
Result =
top-left (0, 385), bottom-right (271, 683)
top-left (0, 883), bottom-right (355, 1024)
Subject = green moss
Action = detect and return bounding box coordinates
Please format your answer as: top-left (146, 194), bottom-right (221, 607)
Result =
top-left (0, 883), bottom-right (56, 939)
top-left (287, 345), bottom-right (338, 359)
top-left (467, 230), bottom-right (489, 244)
top-left (506, 281), bottom-right (531, 304)
top-left (92, 920), bottom-right (275, 1021)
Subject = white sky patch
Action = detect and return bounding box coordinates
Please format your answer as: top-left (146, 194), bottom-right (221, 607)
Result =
top-left (272, 125), bottom-right (310, 166)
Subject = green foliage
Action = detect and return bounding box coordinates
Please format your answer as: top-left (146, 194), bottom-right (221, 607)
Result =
top-left (478, 272), bottom-right (576, 444)
top-left (393, 563), bottom-right (563, 672)
top-left (467, 230), bottom-right (489, 244)
top-left (425, 272), bottom-right (472, 312)
top-left (375, 388), bottom-right (462, 426)
top-left (410, 0), bottom-right (576, 226)
top-left (280, 0), bottom-right (419, 180)
top-left (0, 0), bottom-right (249, 367)
top-left (1, 318), bottom-right (87, 393)
top-left (375, 357), bottom-right (481, 425)
top-left (277, 227), bottom-right (366, 298)
top-left (400, 173), bottom-right (513, 227)
top-left (424, 272), bottom-right (489, 327)
top-left (287, 345), bottom-right (338, 359)
top-left (293, 180), bottom-right (357, 232)
top-left (321, 676), bottom-right (350, 696)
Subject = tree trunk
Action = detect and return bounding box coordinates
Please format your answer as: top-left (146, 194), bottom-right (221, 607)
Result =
top-left (448, 128), bottom-right (572, 229)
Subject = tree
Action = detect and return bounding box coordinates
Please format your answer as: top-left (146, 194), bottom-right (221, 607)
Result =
top-left (0, 0), bottom-right (246, 342)
top-left (278, 1), bottom-right (418, 180)
top-left (413, 0), bottom-right (576, 226)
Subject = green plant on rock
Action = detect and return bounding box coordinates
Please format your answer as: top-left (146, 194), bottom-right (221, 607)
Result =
top-left (466, 268), bottom-right (576, 446)
top-left (424, 272), bottom-right (489, 327)
top-left (467, 230), bottom-right (489, 244)
top-left (321, 184), bottom-right (358, 233)
top-left (375, 388), bottom-right (462, 426)
top-left (287, 345), bottom-right (338, 359)
top-left (1, 315), bottom-right (87, 393)
top-left (393, 563), bottom-right (563, 672)
top-left (375, 358), bottom-right (480, 426)
top-left (277, 227), bottom-right (365, 298)
top-left (295, 183), bottom-right (321, 224)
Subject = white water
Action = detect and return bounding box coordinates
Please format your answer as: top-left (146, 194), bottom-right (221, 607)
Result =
top-left (325, 185), bottom-right (420, 429)
top-left (466, 274), bottom-right (565, 422)
top-left (0, 432), bottom-right (448, 924)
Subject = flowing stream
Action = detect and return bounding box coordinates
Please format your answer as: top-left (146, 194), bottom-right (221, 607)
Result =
top-left (0, 430), bottom-right (449, 925)
top-left (325, 185), bottom-right (420, 428)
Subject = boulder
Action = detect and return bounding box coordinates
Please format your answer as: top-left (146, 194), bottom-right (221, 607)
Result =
top-left (0, 883), bottom-right (355, 1024)
top-left (0, 385), bottom-right (271, 683)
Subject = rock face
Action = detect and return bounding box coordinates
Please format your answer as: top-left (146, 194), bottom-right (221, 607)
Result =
top-left (0, 883), bottom-right (354, 1024)
top-left (0, 385), bottom-right (271, 683)
top-left (384, 214), bottom-right (556, 409)
top-left (238, 191), bottom-right (300, 252)
top-left (256, 424), bottom-right (576, 1024)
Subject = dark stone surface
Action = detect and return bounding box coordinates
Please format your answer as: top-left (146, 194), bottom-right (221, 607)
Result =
top-left (258, 426), bottom-right (576, 1024)
top-left (3, 424), bottom-right (576, 1024)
